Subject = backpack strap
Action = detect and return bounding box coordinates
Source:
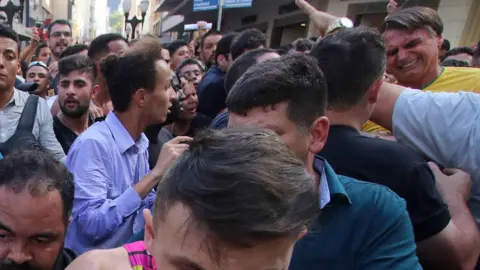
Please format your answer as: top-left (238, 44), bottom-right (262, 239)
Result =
top-left (17, 94), bottom-right (39, 132)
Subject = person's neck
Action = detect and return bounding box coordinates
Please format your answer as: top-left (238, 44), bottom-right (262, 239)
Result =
top-left (0, 87), bottom-right (14, 109)
top-left (57, 112), bottom-right (90, 135)
top-left (326, 107), bottom-right (370, 131)
top-left (50, 54), bottom-right (59, 63)
top-left (93, 91), bottom-right (112, 114)
top-left (114, 111), bottom-right (148, 141)
top-left (170, 119), bottom-right (191, 136)
top-left (403, 64), bottom-right (443, 89)
top-left (305, 153), bottom-right (321, 188)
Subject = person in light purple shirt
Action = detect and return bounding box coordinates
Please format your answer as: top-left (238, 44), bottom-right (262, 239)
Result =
top-left (65, 38), bottom-right (192, 254)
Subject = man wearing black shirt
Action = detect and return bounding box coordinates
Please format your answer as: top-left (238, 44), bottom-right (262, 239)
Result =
top-left (310, 27), bottom-right (479, 269)
top-left (53, 54), bottom-right (97, 154)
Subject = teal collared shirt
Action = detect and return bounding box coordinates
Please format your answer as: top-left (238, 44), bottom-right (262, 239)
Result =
top-left (289, 156), bottom-right (422, 270)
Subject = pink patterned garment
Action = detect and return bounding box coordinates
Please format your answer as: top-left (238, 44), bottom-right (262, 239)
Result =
top-left (123, 241), bottom-right (157, 270)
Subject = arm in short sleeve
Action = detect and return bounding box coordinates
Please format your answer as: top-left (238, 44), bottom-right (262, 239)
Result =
top-left (358, 187), bottom-right (422, 270)
top-left (37, 97), bottom-right (66, 162)
top-left (67, 139), bottom-right (143, 241)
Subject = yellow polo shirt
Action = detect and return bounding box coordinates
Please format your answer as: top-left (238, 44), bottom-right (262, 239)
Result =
top-left (362, 67), bottom-right (480, 133)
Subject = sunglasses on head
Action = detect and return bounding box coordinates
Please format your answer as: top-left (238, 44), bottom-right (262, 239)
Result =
top-left (28, 61), bottom-right (48, 69)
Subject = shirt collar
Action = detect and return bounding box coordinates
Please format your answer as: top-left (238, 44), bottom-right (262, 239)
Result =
top-left (104, 113), bottom-right (149, 154)
top-left (314, 156), bottom-right (352, 207)
top-left (9, 89), bottom-right (22, 106)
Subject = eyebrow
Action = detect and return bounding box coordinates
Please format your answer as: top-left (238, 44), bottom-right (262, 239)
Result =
top-left (168, 255), bottom-right (207, 270)
top-left (31, 231), bottom-right (59, 239)
top-left (0, 221), bottom-right (14, 233)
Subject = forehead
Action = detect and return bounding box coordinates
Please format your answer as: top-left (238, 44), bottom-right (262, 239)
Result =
top-left (175, 46), bottom-right (189, 54)
top-left (39, 47), bottom-right (51, 53)
top-left (27, 66), bottom-right (48, 74)
top-left (156, 60), bottom-right (172, 78)
top-left (383, 28), bottom-right (433, 47)
top-left (0, 188), bottom-right (65, 232)
top-left (0, 37), bottom-right (18, 53)
top-left (60, 70), bottom-right (92, 82)
top-left (50, 23), bottom-right (71, 33)
top-left (108, 40), bottom-right (129, 54)
top-left (180, 64), bottom-right (201, 72)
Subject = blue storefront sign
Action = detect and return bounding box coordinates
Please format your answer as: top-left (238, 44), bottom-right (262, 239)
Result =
top-left (193, 0), bottom-right (219, 11)
top-left (224, 0), bottom-right (252, 8)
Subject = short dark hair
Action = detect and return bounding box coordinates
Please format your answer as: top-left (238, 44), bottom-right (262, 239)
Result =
top-left (380, 7), bottom-right (443, 36)
top-left (0, 150), bottom-right (74, 223)
top-left (230, 28), bottom-right (267, 61)
top-left (310, 27), bottom-right (386, 110)
top-left (215, 32), bottom-right (238, 65)
top-left (442, 46), bottom-right (475, 61)
top-left (292, 38), bottom-right (314, 52)
top-left (200, 29), bottom-right (221, 50)
top-left (48, 19), bottom-right (72, 37)
top-left (225, 48), bottom-right (277, 94)
top-left (441, 59), bottom-right (470, 67)
top-left (227, 54), bottom-right (327, 130)
top-left (34, 42), bottom-right (48, 57)
top-left (176, 58), bottom-right (205, 73)
top-left (59, 54), bottom-right (97, 83)
top-left (60, 44), bottom-right (88, 59)
top-left (100, 37), bottom-right (164, 112)
top-left (0, 24), bottom-right (20, 54)
top-left (155, 128), bottom-right (318, 260)
top-left (167, 40), bottom-right (188, 57)
top-left (276, 44), bottom-right (294, 55)
top-left (441, 39), bottom-right (451, 51)
top-left (88, 33), bottom-right (127, 61)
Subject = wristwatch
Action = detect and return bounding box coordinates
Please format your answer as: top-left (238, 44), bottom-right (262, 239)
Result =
top-left (326, 17), bottom-right (354, 35)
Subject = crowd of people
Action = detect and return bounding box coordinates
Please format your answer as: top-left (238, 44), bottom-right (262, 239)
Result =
top-left (0, 0), bottom-right (480, 269)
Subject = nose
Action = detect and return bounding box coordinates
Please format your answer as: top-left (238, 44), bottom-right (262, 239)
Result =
top-left (7, 242), bottom-right (33, 264)
top-left (167, 86), bottom-right (176, 100)
top-left (397, 48), bottom-right (408, 61)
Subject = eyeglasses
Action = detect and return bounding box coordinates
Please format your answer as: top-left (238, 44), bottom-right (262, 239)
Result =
top-left (51, 31), bottom-right (72, 38)
top-left (28, 61), bottom-right (48, 69)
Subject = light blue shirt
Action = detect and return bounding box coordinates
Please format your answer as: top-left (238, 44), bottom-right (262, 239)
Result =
top-left (393, 89), bottom-right (480, 225)
top-left (65, 113), bottom-right (155, 254)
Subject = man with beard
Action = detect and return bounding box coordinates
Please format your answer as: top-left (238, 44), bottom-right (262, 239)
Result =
top-left (0, 150), bottom-right (76, 270)
top-left (46, 20), bottom-right (73, 93)
top-left (199, 30), bottom-right (222, 69)
top-left (53, 54), bottom-right (97, 155)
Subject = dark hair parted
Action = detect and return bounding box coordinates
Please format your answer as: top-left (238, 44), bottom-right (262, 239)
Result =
top-left (176, 58), bottom-right (205, 73)
top-left (155, 128), bottom-right (318, 259)
top-left (88, 33), bottom-right (127, 61)
top-left (310, 27), bottom-right (386, 110)
top-left (230, 28), bottom-right (266, 60)
top-left (167, 40), bottom-right (188, 57)
top-left (276, 44), bottom-right (294, 55)
top-left (292, 38), bottom-right (314, 52)
top-left (34, 42), bottom-right (48, 57)
top-left (47, 19), bottom-right (72, 37)
top-left (100, 37), bottom-right (165, 112)
top-left (226, 54), bottom-right (327, 130)
top-left (441, 59), bottom-right (470, 67)
top-left (60, 44), bottom-right (88, 59)
top-left (0, 24), bottom-right (20, 54)
top-left (225, 48), bottom-right (277, 94)
top-left (0, 150), bottom-right (74, 223)
top-left (215, 32), bottom-right (238, 65)
top-left (442, 46), bottom-right (475, 61)
top-left (380, 6), bottom-right (443, 35)
top-left (59, 54), bottom-right (97, 83)
top-left (200, 29), bottom-right (221, 50)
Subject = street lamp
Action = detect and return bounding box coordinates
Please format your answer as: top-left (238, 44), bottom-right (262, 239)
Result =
top-left (0, 0), bottom-right (25, 27)
top-left (123, 0), bottom-right (149, 41)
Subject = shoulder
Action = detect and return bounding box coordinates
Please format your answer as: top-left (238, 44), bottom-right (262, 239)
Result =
top-left (67, 126), bottom-right (111, 158)
top-left (66, 248), bottom-right (130, 270)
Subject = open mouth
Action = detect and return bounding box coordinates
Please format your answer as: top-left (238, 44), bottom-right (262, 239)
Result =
top-left (399, 59), bottom-right (419, 70)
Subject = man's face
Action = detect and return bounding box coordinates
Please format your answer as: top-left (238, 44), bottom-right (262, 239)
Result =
top-left (443, 53), bottom-right (473, 65)
top-left (200, 34), bottom-right (222, 68)
top-left (36, 47), bottom-right (51, 63)
top-left (48, 24), bottom-right (73, 58)
top-left (0, 188), bottom-right (67, 270)
top-left (107, 39), bottom-right (129, 55)
top-left (26, 66), bottom-right (49, 88)
top-left (179, 82), bottom-right (198, 121)
top-left (146, 204), bottom-right (297, 270)
top-left (229, 103), bottom-right (311, 164)
top-left (0, 37), bottom-right (19, 92)
top-left (144, 60), bottom-right (176, 124)
top-left (171, 46), bottom-right (190, 70)
top-left (58, 70), bottom-right (93, 118)
top-left (384, 28), bottom-right (441, 87)
top-left (179, 64), bottom-right (203, 88)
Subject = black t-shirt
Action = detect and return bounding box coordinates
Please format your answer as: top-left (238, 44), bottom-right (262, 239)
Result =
top-left (320, 125), bottom-right (450, 242)
top-left (53, 116), bottom-right (94, 155)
